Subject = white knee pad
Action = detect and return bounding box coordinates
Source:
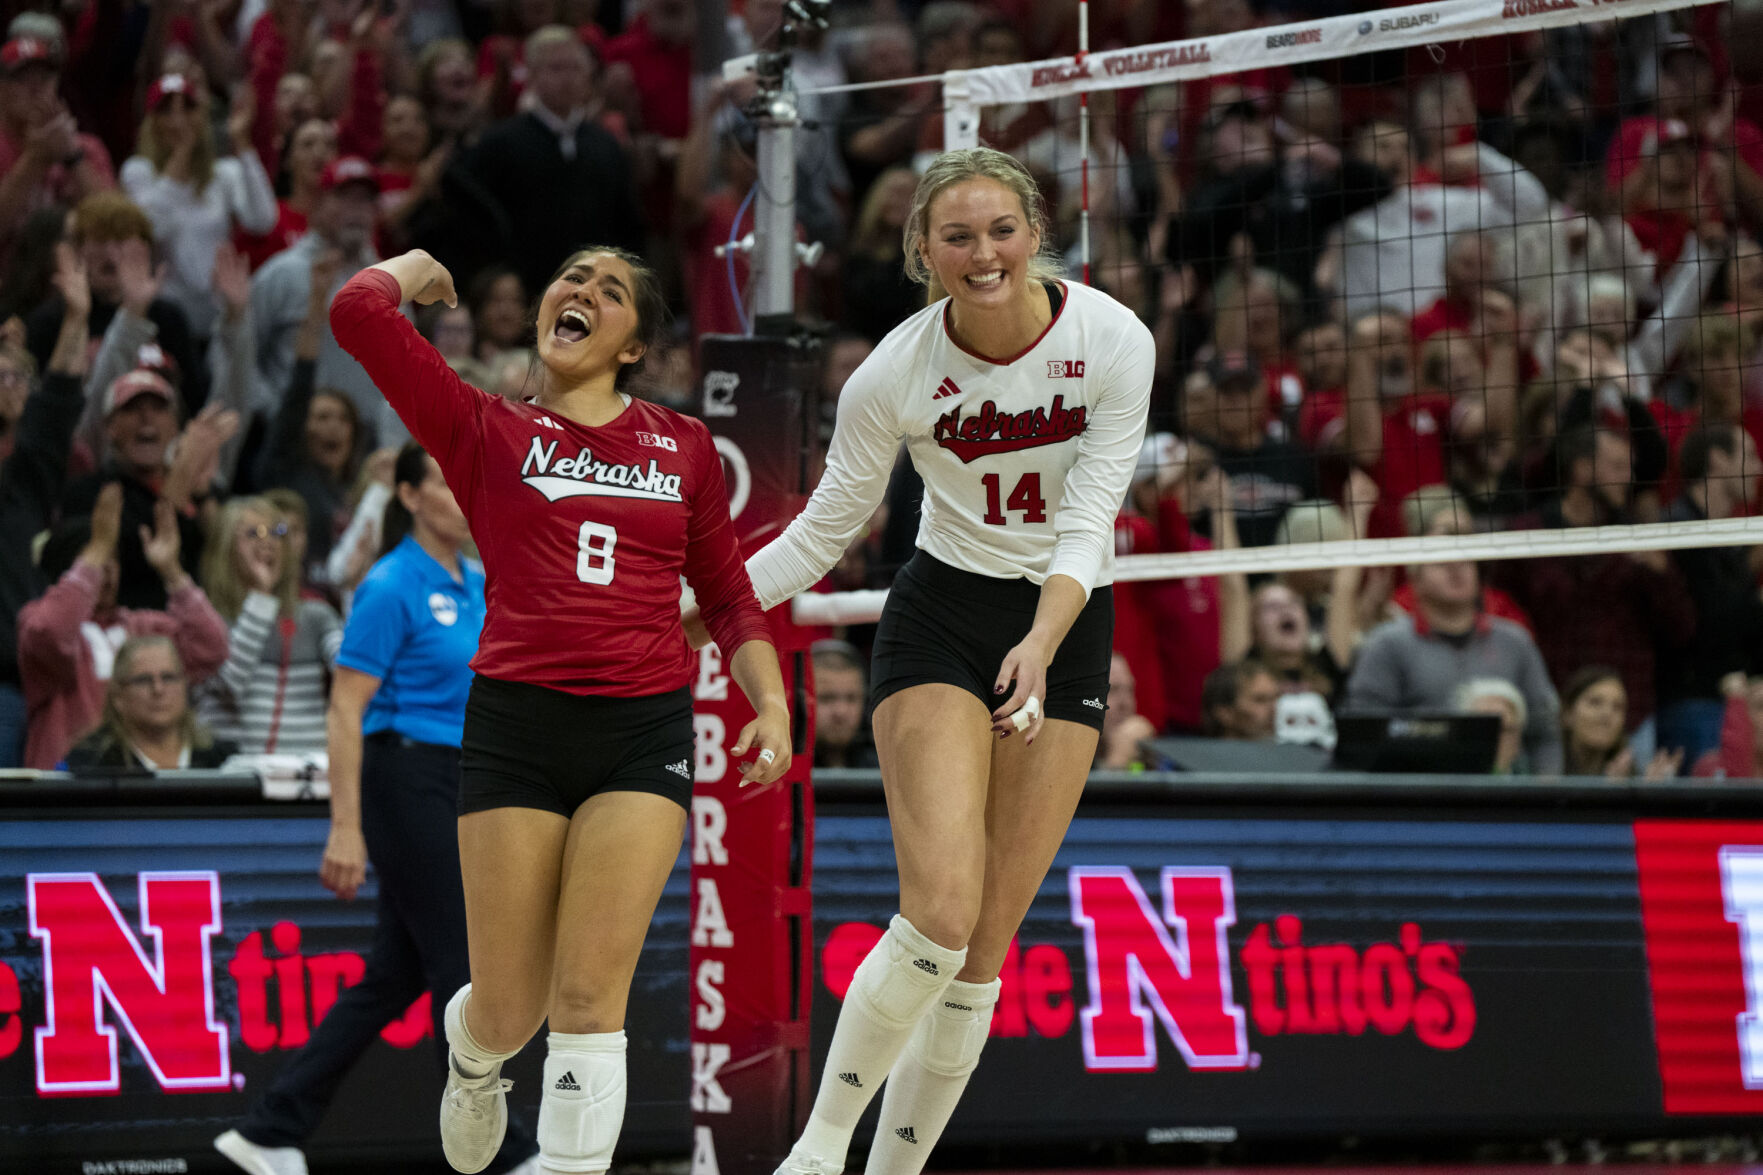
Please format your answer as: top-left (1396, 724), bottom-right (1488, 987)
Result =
top-left (539, 1030), bottom-right (627, 1174)
top-left (847, 915), bottom-right (967, 1028)
top-left (907, 977), bottom-right (1000, 1078)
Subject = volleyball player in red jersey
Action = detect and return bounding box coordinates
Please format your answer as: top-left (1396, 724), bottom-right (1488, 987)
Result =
top-left (331, 246), bottom-right (791, 1175)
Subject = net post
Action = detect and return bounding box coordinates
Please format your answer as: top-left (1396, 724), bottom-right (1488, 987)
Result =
top-left (752, 89), bottom-right (800, 331)
top-left (943, 71), bottom-right (980, 150)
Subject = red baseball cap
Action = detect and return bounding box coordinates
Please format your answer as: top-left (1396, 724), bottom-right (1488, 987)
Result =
top-left (319, 155), bottom-right (381, 194)
top-left (103, 369), bottom-right (177, 418)
top-left (1, 35), bottom-right (61, 75)
top-left (145, 73), bottom-right (195, 110)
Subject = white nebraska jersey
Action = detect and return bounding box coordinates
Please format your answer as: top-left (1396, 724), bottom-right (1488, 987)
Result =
top-left (747, 280), bottom-right (1154, 610)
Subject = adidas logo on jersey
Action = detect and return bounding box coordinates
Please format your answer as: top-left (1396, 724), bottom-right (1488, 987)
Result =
top-left (666, 759), bottom-right (691, 779)
top-left (536, 414), bottom-right (564, 430)
top-left (933, 376), bottom-right (963, 401)
top-left (838, 1072), bottom-right (863, 1088)
top-left (555, 1070), bottom-right (582, 1091)
top-left (912, 958), bottom-right (939, 976)
top-left (895, 1127), bottom-right (918, 1144)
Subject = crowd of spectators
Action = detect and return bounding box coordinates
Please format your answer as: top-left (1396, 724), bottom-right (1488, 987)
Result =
top-left (1, 0), bottom-right (1761, 778)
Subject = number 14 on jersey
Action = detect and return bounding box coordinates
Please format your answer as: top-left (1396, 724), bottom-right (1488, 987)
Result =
top-left (981, 472), bottom-right (1047, 526)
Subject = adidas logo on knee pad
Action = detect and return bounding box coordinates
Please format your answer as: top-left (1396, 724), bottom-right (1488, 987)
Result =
top-left (912, 958), bottom-right (939, 976)
top-left (943, 1001), bottom-right (972, 1011)
top-left (837, 1072), bottom-right (863, 1088)
top-left (554, 1071), bottom-right (582, 1091)
top-left (895, 1127), bottom-right (918, 1144)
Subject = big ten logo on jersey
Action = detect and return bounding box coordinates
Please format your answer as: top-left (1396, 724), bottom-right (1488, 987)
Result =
top-left (1634, 821), bottom-right (1763, 1112)
top-left (637, 431), bottom-right (678, 452)
top-left (702, 370), bottom-right (739, 418)
top-left (1047, 359), bottom-right (1086, 379)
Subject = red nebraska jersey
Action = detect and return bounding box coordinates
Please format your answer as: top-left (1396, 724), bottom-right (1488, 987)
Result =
top-left (332, 269), bottom-right (770, 696)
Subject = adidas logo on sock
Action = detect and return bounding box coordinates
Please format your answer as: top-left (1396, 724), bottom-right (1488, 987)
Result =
top-left (912, 958), bottom-right (939, 976)
top-left (943, 1001), bottom-right (973, 1011)
top-left (555, 1070), bottom-right (582, 1091)
top-left (895, 1127), bottom-right (918, 1144)
top-left (838, 1072), bottom-right (863, 1088)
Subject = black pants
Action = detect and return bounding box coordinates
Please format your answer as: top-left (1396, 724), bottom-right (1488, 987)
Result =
top-left (239, 735), bottom-right (537, 1171)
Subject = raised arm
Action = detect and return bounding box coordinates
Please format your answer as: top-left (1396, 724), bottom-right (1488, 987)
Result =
top-left (330, 253), bottom-right (480, 468)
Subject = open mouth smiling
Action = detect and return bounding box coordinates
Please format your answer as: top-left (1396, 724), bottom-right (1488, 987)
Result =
top-left (552, 307), bottom-right (591, 345)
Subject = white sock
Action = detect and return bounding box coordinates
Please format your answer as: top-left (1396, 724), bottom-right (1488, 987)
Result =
top-left (539, 1030), bottom-right (627, 1174)
top-left (445, 984), bottom-right (519, 1079)
top-left (865, 977), bottom-right (1001, 1175)
top-left (793, 915), bottom-right (966, 1166)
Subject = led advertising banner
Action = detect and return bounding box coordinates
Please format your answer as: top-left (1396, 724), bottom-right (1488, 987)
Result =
top-left (4, 792), bottom-right (1763, 1171)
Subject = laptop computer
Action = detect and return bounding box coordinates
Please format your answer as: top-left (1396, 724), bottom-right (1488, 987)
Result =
top-left (1330, 712), bottom-right (1503, 774)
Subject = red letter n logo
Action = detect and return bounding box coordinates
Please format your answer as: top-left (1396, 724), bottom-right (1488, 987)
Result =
top-left (29, 872), bottom-right (231, 1095)
top-left (1069, 866), bottom-right (1248, 1072)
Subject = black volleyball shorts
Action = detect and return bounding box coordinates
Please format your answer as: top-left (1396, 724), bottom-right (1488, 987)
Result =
top-left (869, 552), bottom-right (1114, 732)
top-left (459, 675), bottom-right (696, 816)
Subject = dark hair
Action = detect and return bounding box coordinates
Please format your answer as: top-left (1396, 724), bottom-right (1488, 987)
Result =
top-left (1200, 659), bottom-right (1272, 737)
top-left (537, 246), bottom-right (671, 392)
top-left (0, 207), bottom-right (67, 322)
top-left (1560, 664), bottom-right (1626, 774)
top-left (1555, 423), bottom-right (1601, 487)
top-left (380, 442), bottom-right (433, 557)
top-left (1679, 423), bottom-right (1740, 484)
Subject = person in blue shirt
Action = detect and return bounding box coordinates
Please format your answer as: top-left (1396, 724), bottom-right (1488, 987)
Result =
top-left (216, 444), bottom-right (539, 1175)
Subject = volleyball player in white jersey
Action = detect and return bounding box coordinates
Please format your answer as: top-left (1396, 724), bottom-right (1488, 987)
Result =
top-left (699, 147), bottom-right (1153, 1175)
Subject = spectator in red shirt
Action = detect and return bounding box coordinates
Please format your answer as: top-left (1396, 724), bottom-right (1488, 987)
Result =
top-left (1096, 652), bottom-right (1157, 770)
top-left (1340, 310), bottom-right (1452, 535)
top-left (1294, 318), bottom-right (1348, 450)
top-left (20, 483), bottom-right (228, 770)
top-left (476, 0), bottom-right (559, 118)
top-left (1495, 424), bottom-right (1696, 756)
top-left (1412, 230), bottom-right (1503, 343)
top-left (238, 117), bottom-right (338, 272)
top-left (1673, 313), bottom-right (1763, 462)
top-left (1116, 435), bottom-right (1225, 733)
top-left (0, 34), bottom-right (115, 257)
top-left (1692, 673), bottom-right (1763, 780)
top-left (1611, 116), bottom-right (1716, 278)
top-left (602, 0), bottom-right (693, 242)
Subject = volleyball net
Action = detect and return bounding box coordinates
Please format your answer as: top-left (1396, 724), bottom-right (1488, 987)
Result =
top-left (771, 0), bottom-right (1761, 627)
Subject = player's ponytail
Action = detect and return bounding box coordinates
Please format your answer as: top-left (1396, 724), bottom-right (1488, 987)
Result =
top-left (380, 442), bottom-right (430, 559)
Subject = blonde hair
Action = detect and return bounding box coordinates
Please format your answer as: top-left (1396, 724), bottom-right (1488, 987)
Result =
top-left (137, 98), bottom-right (216, 194)
top-left (96, 635), bottom-right (208, 753)
top-left (902, 147), bottom-right (1061, 299)
top-left (202, 496), bottom-right (298, 621)
top-left (1274, 500), bottom-right (1350, 547)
